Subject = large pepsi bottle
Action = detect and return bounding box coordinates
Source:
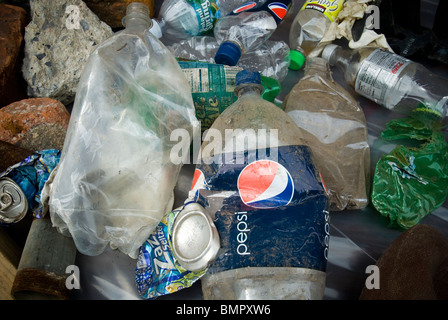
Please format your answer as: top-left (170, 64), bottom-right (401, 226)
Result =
top-left (195, 70), bottom-right (330, 300)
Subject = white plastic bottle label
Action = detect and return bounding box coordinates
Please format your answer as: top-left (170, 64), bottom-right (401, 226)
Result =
top-left (355, 49), bottom-right (411, 107)
top-left (301, 0), bottom-right (345, 22)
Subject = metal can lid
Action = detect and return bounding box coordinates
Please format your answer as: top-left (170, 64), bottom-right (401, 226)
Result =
top-left (171, 202), bottom-right (220, 272)
top-left (0, 177), bottom-right (28, 224)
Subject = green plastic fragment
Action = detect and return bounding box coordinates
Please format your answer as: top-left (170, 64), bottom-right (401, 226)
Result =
top-left (371, 111), bottom-right (448, 229)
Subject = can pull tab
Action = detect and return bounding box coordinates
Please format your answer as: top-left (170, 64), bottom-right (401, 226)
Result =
top-left (0, 192), bottom-right (13, 211)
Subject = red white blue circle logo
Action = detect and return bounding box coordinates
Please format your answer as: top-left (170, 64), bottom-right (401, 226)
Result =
top-left (237, 160), bottom-right (294, 208)
top-left (268, 2), bottom-right (288, 20)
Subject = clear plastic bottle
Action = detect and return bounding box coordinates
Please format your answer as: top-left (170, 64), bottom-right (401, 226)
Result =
top-left (198, 70), bottom-right (329, 300)
top-left (214, 0), bottom-right (292, 66)
top-left (283, 57), bottom-right (370, 211)
top-left (168, 36), bottom-right (290, 82)
top-left (149, 0), bottom-right (219, 43)
top-left (289, 0), bottom-right (345, 70)
top-left (322, 44), bottom-right (448, 119)
top-left (49, 2), bottom-right (199, 259)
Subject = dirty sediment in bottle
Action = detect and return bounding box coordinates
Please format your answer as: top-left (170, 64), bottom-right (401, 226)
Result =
top-left (283, 57), bottom-right (370, 211)
top-left (199, 71), bottom-right (329, 300)
top-left (201, 77), bottom-right (306, 160)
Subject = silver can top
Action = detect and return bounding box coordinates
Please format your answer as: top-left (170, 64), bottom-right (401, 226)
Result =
top-left (0, 177), bottom-right (28, 224)
top-left (171, 202), bottom-right (220, 272)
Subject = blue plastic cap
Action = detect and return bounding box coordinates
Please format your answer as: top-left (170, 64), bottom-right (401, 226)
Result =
top-left (236, 69), bottom-right (261, 86)
top-left (214, 42), bottom-right (242, 66)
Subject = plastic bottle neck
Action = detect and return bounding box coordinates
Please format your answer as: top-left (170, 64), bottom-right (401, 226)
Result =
top-left (235, 83), bottom-right (264, 98)
top-left (122, 2), bottom-right (152, 31)
top-left (304, 57), bottom-right (332, 80)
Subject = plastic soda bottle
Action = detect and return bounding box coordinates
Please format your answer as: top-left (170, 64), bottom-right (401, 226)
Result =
top-left (283, 57), bottom-right (370, 211)
top-left (214, 0), bottom-right (292, 66)
top-left (289, 0), bottom-right (345, 70)
top-left (321, 44), bottom-right (448, 119)
top-left (216, 0), bottom-right (267, 18)
top-left (195, 70), bottom-right (330, 300)
top-left (49, 2), bottom-right (199, 258)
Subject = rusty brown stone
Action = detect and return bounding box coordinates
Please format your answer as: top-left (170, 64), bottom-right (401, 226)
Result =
top-left (0, 98), bottom-right (70, 151)
top-left (0, 4), bottom-right (28, 107)
top-left (84, 0), bottom-right (155, 29)
top-left (0, 140), bottom-right (33, 173)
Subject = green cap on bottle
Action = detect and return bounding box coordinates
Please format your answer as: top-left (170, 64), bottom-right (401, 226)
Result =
top-left (289, 49), bottom-right (306, 70)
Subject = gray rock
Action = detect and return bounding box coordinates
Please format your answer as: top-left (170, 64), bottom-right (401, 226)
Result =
top-left (22, 0), bottom-right (113, 105)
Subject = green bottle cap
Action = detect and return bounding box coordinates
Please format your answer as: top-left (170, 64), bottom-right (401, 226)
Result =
top-left (261, 76), bottom-right (281, 103)
top-left (289, 49), bottom-right (306, 70)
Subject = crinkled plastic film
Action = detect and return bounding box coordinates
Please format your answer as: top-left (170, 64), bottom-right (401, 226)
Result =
top-left (371, 114), bottom-right (448, 229)
top-left (49, 26), bottom-right (199, 259)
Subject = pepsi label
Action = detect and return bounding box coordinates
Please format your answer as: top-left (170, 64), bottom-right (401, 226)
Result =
top-left (230, 0), bottom-right (292, 25)
top-left (193, 145), bottom-right (330, 274)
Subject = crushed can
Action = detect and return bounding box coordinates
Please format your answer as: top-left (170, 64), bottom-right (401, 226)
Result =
top-left (136, 201), bottom-right (220, 299)
top-left (0, 149), bottom-right (60, 224)
top-left (0, 177), bottom-right (28, 224)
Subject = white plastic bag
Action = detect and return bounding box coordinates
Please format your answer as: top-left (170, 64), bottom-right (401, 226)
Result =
top-left (48, 3), bottom-right (199, 259)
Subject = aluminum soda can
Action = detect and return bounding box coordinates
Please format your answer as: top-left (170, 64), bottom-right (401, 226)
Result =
top-left (171, 201), bottom-right (220, 272)
top-left (0, 177), bottom-right (29, 224)
top-left (135, 201), bottom-right (220, 299)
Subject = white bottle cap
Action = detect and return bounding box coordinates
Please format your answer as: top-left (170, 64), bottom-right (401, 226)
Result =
top-left (321, 44), bottom-right (339, 65)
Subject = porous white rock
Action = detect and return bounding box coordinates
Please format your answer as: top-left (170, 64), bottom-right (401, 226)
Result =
top-left (22, 0), bottom-right (113, 105)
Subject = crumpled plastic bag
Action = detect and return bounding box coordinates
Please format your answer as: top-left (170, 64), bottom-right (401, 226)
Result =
top-left (48, 21), bottom-right (199, 259)
top-left (311, 0), bottom-right (393, 57)
top-left (371, 110), bottom-right (448, 229)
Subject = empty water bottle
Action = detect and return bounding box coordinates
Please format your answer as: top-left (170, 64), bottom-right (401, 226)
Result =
top-left (322, 44), bottom-right (448, 119)
top-left (289, 0), bottom-right (345, 70)
top-left (214, 0), bottom-right (292, 66)
top-left (196, 70), bottom-right (330, 300)
top-left (149, 0), bottom-right (219, 43)
top-left (168, 36), bottom-right (290, 81)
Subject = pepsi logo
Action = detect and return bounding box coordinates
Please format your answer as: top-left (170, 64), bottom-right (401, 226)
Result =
top-left (191, 169), bottom-right (209, 195)
top-left (237, 160), bottom-right (294, 208)
top-left (268, 2), bottom-right (288, 20)
top-left (233, 2), bottom-right (257, 13)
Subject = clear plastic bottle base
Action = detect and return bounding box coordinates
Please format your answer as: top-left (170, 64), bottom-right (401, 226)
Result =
top-left (201, 267), bottom-right (326, 300)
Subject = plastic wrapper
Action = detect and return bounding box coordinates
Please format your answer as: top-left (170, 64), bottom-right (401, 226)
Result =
top-left (48, 7), bottom-right (199, 259)
top-left (371, 111), bottom-right (448, 229)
